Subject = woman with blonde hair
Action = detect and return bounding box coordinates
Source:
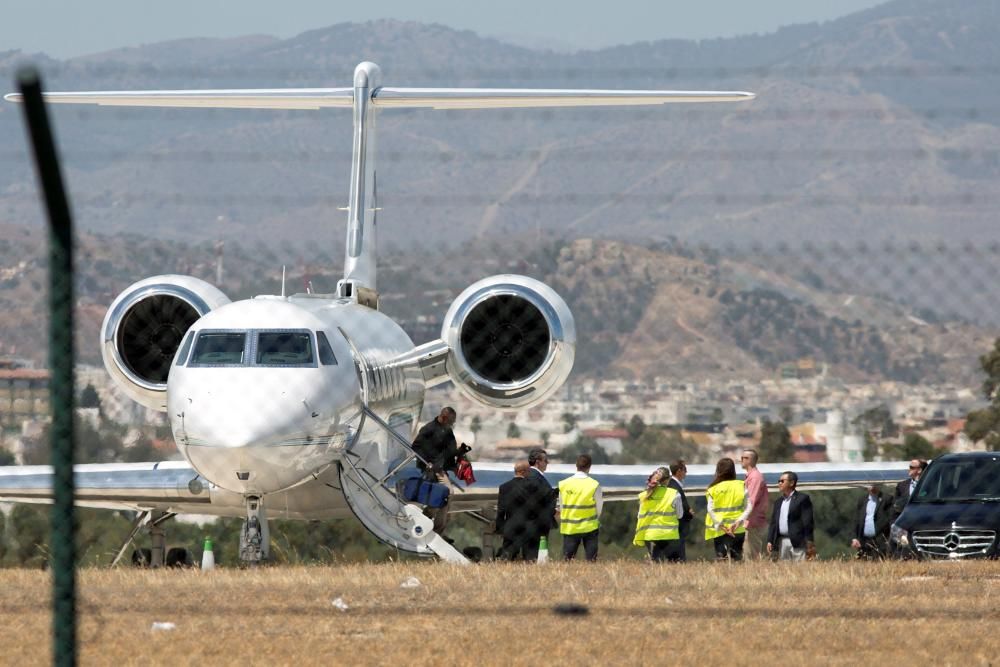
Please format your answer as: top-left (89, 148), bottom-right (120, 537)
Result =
top-left (634, 467), bottom-right (684, 562)
top-left (705, 458), bottom-right (753, 561)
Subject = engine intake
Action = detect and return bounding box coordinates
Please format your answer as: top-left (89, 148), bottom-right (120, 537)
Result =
top-left (442, 275), bottom-right (574, 409)
top-left (102, 275), bottom-right (230, 411)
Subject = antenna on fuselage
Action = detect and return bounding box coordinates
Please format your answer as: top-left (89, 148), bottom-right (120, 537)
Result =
top-left (281, 265), bottom-right (286, 298)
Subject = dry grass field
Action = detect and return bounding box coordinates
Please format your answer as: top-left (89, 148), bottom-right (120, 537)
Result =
top-left (1, 560), bottom-right (998, 665)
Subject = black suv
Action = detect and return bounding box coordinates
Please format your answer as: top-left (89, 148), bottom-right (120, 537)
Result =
top-left (891, 452), bottom-right (1000, 559)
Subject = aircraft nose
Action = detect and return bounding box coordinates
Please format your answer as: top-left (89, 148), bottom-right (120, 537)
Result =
top-left (175, 372), bottom-right (319, 449)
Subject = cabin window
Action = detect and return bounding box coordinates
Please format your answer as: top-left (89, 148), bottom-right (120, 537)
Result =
top-left (256, 331), bottom-right (315, 366)
top-left (190, 332), bottom-right (246, 365)
top-left (174, 331), bottom-right (194, 367)
top-left (316, 331), bottom-right (338, 366)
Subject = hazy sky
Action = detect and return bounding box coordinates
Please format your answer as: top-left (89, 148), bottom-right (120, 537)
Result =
top-left (4, 0), bottom-right (891, 59)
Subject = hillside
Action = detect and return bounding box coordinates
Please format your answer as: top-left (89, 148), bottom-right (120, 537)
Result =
top-left (1, 1), bottom-right (998, 251)
top-left (544, 239), bottom-right (993, 385)
top-left (1, 0), bottom-right (998, 331)
top-left (0, 226), bottom-right (991, 387)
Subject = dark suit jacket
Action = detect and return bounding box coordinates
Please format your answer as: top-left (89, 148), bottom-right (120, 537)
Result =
top-left (667, 477), bottom-right (693, 537)
top-left (853, 491), bottom-right (892, 542)
top-left (496, 476), bottom-right (554, 544)
top-left (767, 491), bottom-right (815, 549)
top-left (890, 478), bottom-right (914, 522)
top-left (528, 467), bottom-right (557, 532)
top-left (528, 466), bottom-right (553, 488)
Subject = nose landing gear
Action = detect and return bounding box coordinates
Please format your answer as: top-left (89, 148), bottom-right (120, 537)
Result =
top-left (239, 496), bottom-right (270, 564)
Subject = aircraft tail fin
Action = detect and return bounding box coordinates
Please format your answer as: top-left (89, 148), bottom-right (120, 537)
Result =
top-left (4, 87), bottom-right (754, 110)
top-left (3, 89), bottom-right (354, 109)
top-left (4, 62), bottom-right (755, 303)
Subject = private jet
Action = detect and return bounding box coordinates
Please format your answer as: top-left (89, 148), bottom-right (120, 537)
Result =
top-left (0, 62), bottom-right (907, 565)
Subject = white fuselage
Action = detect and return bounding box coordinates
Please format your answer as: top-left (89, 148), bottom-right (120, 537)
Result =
top-left (166, 294), bottom-right (424, 496)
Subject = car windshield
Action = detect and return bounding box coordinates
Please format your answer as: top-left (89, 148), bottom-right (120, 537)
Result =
top-left (912, 457), bottom-right (1000, 502)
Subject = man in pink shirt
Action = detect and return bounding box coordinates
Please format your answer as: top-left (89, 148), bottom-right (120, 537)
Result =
top-left (741, 449), bottom-right (769, 559)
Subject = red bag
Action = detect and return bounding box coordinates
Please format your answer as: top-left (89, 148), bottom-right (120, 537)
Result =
top-left (455, 458), bottom-right (476, 485)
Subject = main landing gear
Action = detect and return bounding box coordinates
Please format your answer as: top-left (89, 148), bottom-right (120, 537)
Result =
top-left (111, 510), bottom-right (192, 568)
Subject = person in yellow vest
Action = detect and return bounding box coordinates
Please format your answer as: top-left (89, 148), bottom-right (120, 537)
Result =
top-left (633, 467), bottom-right (683, 562)
top-left (705, 457), bottom-right (754, 561)
top-left (558, 454), bottom-right (602, 561)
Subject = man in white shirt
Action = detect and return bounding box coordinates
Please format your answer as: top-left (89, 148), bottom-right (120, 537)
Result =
top-left (891, 459), bottom-right (926, 523)
top-left (766, 471), bottom-right (815, 561)
top-left (851, 484), bottom-right (891, 559)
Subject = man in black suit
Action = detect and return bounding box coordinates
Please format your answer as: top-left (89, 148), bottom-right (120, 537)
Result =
top-left (528, 448), bottom-right (557, 538)
top-left (668, 459), bottom-right (694, 561)
top-left (767, 471), bottom-right (815, 561)
top-left (495, 460), bottom-right (553, 561)
top-left (851, 483), bottom-right (892, 560)
top-left (527, 448), bottom-right (553, 487)
top-left (890, 458), bottom-right (927, 523)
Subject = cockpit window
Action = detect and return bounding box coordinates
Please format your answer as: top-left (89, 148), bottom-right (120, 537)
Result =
top-left (174, 331), bottom-right (195, 367)
top-left (190, 332), bottom-right (246, 365)
top-left (317, 331), bottom-right (338, 366)
top-left (256, 331), bottom-right (315, 366)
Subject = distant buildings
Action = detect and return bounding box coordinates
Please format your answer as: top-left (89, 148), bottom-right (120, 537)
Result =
top-left (429, 371), bottom-right (988, 463)
top-left (0, 358), bottom-right (49, 428)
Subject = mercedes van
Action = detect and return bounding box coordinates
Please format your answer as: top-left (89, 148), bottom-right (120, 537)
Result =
top-left (890, 452), bottom-right (1000, 559)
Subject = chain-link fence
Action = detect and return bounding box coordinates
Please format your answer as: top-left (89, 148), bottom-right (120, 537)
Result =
top-left (2, 43), bottom-right (1000, 574)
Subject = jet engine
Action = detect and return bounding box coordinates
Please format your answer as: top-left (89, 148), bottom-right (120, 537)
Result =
top-left (101, 275), bottom-right (230, 411)
top-left (441, 275), bottom-right (575, 409)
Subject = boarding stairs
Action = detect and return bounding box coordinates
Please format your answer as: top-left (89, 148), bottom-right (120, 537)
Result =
top-left (338, 406), bottom-right (469, 564)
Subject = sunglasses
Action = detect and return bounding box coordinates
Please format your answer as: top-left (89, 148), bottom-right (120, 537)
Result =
top-left (908, 465), bottom-right (920, 470)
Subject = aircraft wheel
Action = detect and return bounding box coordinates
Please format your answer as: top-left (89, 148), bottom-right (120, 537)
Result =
top-left (131, 548), bottom-right (152, 567)
top-left (165, 547), bottom-right (192, 568)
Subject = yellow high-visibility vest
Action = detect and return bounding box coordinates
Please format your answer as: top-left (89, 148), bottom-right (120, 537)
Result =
top-left (704, 479), bottom-right (747, 540)
top-left (633, 485), bottom-right (680, 546)
top-left (559, 475), bottom-right (600, 535)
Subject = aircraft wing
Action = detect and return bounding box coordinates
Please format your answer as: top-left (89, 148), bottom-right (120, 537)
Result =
top-left (4, 87), bottom-right (753, 110)
top-left (0, 461), bottom-right (213, 513)
top-left (0, 459), bottom-right (907, 517)
top-left (449, 460), bottom-right (910, 507)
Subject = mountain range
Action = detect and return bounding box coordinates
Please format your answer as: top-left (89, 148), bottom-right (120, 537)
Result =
top-left (0, 0), bottom-right (998, 383)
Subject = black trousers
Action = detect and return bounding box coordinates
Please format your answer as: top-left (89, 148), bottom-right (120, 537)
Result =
top-left (857, 535), bottom-right (889, 560)
top-left (676, 524), bottom-right (690, 562)
top-left (499, 537), bottom-right (540, 562)
top-left (647, 539), bottom-right (683, 563)
top-left (713, 533), bottom-right (745, 561)
top-left (562, 529), bottom-right (599, 561)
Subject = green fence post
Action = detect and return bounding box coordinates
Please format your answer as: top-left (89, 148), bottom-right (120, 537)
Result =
top-left (17, 66), bottom-right (77, 667)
